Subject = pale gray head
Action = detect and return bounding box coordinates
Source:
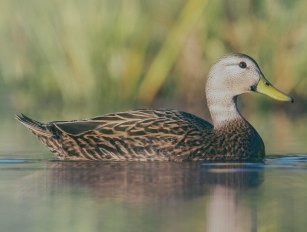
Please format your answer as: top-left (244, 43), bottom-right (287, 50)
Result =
top-left (206, 54), bottom-right (261, 99)
top-left (206, 53), bottom-right (292, 128)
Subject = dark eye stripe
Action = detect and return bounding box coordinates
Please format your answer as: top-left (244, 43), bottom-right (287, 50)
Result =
top-left (239, 62), bottom-right (247, 69)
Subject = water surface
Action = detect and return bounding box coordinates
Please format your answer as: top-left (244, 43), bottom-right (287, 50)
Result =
top-left (0, 155), bottom-right (307, 232)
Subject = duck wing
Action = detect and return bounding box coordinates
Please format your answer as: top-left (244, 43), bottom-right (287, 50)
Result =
top-left (17, 109), bottom-right (213, 161)
top-left (55, 109), bottom-right (212, 134)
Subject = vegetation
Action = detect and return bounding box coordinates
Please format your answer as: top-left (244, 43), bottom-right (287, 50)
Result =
top-left (0, 0), bottom-right (306, 152)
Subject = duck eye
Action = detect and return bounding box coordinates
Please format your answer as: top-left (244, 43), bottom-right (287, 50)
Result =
top-left (239, 62), bottom-right (247, 69)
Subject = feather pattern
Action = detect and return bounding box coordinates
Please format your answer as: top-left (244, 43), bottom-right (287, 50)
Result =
top-left (16, 109), bottom-right (264, 161)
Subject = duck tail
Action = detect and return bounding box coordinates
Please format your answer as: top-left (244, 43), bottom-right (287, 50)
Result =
top-left (15, 114), bottom-right (52, 137)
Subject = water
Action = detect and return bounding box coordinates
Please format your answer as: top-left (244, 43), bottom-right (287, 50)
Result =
top-left (0, 155), bottom-right (307, 232)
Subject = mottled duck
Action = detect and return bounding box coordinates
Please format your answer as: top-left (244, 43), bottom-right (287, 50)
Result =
top-left (16, 54), bottom-right (293, 161)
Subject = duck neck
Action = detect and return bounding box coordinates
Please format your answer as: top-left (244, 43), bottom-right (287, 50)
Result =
top-left (207, 95), bottom-right (244, 129)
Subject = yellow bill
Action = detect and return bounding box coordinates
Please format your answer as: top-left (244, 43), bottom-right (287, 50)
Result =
top-left (255, 75), bottom-right (293, 102)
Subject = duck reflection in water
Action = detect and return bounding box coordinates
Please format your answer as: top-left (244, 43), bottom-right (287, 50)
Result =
top-left (49, 161), bottom-right (263, 231)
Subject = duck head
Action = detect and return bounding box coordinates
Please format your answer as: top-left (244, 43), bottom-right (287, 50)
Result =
top-left (206, 53), bottom-right (293, 127)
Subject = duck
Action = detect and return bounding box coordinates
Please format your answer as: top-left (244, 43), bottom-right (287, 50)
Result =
top-left (16, 53), bottom-right (293, 162)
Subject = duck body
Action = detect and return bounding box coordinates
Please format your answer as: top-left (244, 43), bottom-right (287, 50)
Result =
top-left (16, 53), bottom-right (292, 162)
top-left (16, 109), bottom-right (264, 161)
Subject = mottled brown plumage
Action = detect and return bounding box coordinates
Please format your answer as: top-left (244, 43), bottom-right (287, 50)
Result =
top-left (16, 54), bottom-right (292, 162)
top-left (15, 110), bottom-right (264, 161)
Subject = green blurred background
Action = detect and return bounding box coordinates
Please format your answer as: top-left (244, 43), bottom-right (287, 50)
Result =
top-left (0, 0), bottom-right (306, 155)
